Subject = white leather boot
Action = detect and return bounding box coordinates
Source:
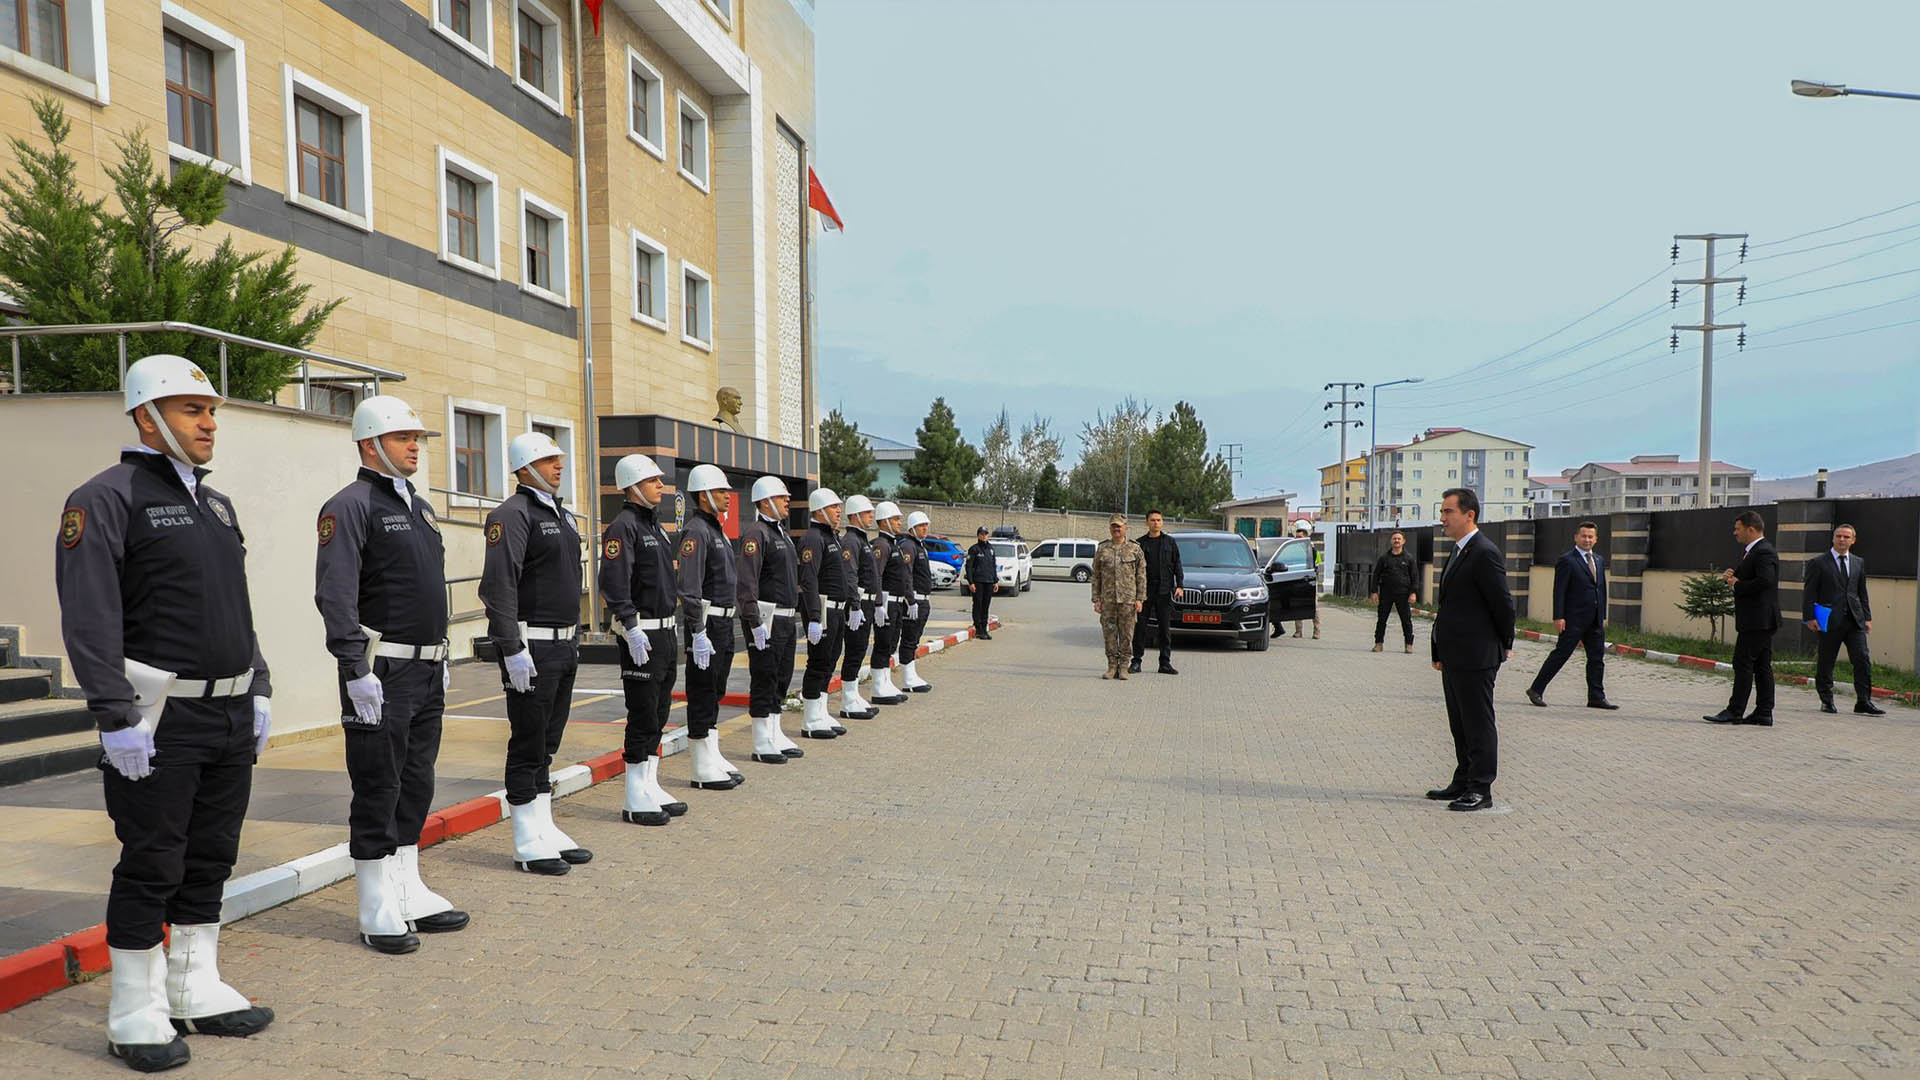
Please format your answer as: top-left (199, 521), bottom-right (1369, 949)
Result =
top-left (869, 666), bottom-right (907, 705)
top-left (107, 944), bottom-right (188, 1070)
top-left (622, 760), bottom-right (670, 824)
top-left (767, 708), bottom-right (804, 758)
top-left (535, 792), bottom-right (591, 865)
top-left (166, 923), bottom-right (277, 1034)
top-left (800, 694), bottom-right (839, 738)
top-left (393, 845), bottom-right (467, 933)
top-left (643, 757), bottom-right (688, 813)
top-left (750, 715), bottom-right (788, 764)
top-left (901, 660), bottom-right (932, 693)
top-left (688, 731), bottom-right (740, 789)
top-left (840, 681), bottom-right (876, 720)
top-left (707, 731), bottom-right (743, 780)
top-left (510, 799), bottom-right (569, 874)
top-left (352, 860), bottom-right (419, 955)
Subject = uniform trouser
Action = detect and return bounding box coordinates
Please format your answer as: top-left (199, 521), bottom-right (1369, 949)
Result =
top-left (101, 696), bottom-right (254, 950)
top-left (1132, 592), bottom-right (1175, 664)
top-left (840, 601), bottom-right (874, 681)
top-left (1442, 664), bottom-right (1499, 795)
top-left (1727, 628), bottom-right (1776, 715)
top-left (1529, 620), bottom-right (1605, 701)
top-left (500, 638), bottom-right (579, 806)
top-left (749, 617), bottom-right (798, 716)
top-left (685, 618), bottom-right (736, 739)
top-left (619, 626), bottom-right (678, 762)
top-left (1374, 595), bottom-right (1414, 644)
top-left (1099, 608), bottom-right (1135, 667)
top-left (338, 657), bottom-right (445, 861)
top-left (970, 586), bottom-right (993, 632)
top-left (802, 608), bottom-right (846, 699)
top-left (1815, 612), bottom-right (1873, 704)
top-left (870, 601), bottom-right (904, 673)
top-left (898, 600), bottom-right (927, 666)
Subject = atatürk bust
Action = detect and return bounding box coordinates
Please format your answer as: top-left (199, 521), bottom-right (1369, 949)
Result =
top-left (713, 386), bottom-right (744, 434)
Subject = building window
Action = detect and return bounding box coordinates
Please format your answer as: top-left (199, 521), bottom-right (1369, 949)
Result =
top-left (631, 229), bottom-right (668, 330)
top-left (626, 48), bottom-right (664, 158)
top-left (436, 147), bottom-right (498, 278)
top-left (0, 0), bottom-right (102, 100)
top-left (677, 92), bottom-right (709, 191)
top-left (1504, 450), bottom-right (1515, 460)
top-left (1448, 451), bottom-right (1457, 461)
top-left (703, 0), bottom-right (732, 24)
top-left (283, 66), bottom-right (372, 230)
top-left (432, 0), bottom-right (491, 64)
top-left (164, 31), bottom-right (215, 156)
top-left (160, 6), bottom-right (249, 182)
top-left (1413, 452), bottom-right (1422, 461)
top-left (681, 260), bottom-right (712, 348)
top-left (513, 0), bottom-right (562, 112)
top-left (4, 0), bottom-right (65, 69)
top-left (1447, 469), bottom-right (1457, 480)
top-left (518, 189), bottom-right (569, 304)
top-left (529, 417), bottom-right (575, 504)
top-left (453, 409), bottom-right (492, 496)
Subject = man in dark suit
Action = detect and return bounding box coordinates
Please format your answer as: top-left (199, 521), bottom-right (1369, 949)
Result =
top-left (1706, 511), bottom-right (1780, 726)
top-left (1801, 523), bottom-right (1885, 716)
top-left (1525, 521), bottom-right (1618, 710)
top-left (1426, 488), bottom-right (1515, 812)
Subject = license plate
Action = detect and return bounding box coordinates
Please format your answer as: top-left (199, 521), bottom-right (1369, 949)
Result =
top-left (1182, 612), bottom-right (1222, 625)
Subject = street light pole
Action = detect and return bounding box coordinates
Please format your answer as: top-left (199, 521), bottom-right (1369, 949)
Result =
top-left (1367, 377), bottom-right (1424, 529)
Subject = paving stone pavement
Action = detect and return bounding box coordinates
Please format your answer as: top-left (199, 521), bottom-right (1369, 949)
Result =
top-left (1, 584), bottom-right (1915, 1079)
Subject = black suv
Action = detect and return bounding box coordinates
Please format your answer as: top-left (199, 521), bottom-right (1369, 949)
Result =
top-left (1139, 531), bottom-right (1270, 651)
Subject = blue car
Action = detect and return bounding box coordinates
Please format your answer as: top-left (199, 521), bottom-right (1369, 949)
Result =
top-left (920, 535), bottom-right (964, 572)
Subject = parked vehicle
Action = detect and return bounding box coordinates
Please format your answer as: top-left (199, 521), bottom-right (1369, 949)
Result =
top-left (989, 525), bottom-right (1023, 541)
top-left (1139, 531), bottom-right (1270, 650)
top-left (990, 538), bottom-right (1032, 595)
top-left (929, 560), bottom-right (957, 589)
top-left (1263, 536), bottom-right (1319, 633)
top-left (1030, 537), bottom-right (1098, 582)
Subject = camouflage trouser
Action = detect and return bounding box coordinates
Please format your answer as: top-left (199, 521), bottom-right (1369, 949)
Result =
top-left (1099, 610), bottom-right (1135, 667)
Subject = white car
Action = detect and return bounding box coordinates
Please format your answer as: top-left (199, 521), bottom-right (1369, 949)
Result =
top-left (929, 560), bottom-right (957, 589)
top-left (1030, 537), bottom-right (1098, 582)
top-left (991, 539), bottom-right (1032, 595)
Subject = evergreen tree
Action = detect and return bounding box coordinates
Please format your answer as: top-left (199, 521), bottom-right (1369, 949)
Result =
top-left (899, 397), bottom-right (982, 502)
top-left (1032, 462), bottom-right (1067, 510)
top-left (819, 408), bottom-right (877, 497)
top-left (1141, 401), bottom-right (1235, 518)
top-left (1678, 568), bottom-right (1736, 643)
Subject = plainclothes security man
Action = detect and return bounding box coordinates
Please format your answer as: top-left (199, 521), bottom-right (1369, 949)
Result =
top-left (597, 454), bottom-right (688, 825)
top-left (963, 526), bottom-right (998, 639)
top-left (895, 511), bottom-right (937, 692)
top-left (57, 354), bottom-right (274, 1072)
top-left (738, 476), bottom-right (808, 764)
top-left (315, 396), bottom-right (467, 957)
top-left (677, 464), bottom-right (747, 788)
top-left (1290, 520), bottom-right (1322, 640)
top-left (479, 432), bottom-right (592, 875)
top-left (796, 488), bottom-right (851, 738)
top-left (1091, 514), bottom-right (1147, 679)
top-left (836, 494), bottom-right (882, 720)
top-left (868, 502), bottom-right (916, 706)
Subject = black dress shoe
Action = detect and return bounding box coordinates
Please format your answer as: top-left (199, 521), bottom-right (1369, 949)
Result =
top-left (1447, 792), bottom-right (1493, 812)
top-left (1425, 786), bottom-right (1464, 800)
top-left (172, 1004), bottom-right (275, 1038)
top-left (1741, 713), bottom-right (1775, 726)
top-left (828, 724), bottom-right (847, 734)
top-left (1158, 663), bottom-right (1179, 675)
top-left (688, 776), bottom-right (739, 789)
top-left (976, 630), bottom-right (992, 640)
top-left (410, 909), bottom-right (470, 933)
top-left (359, 931), bottom-right (420, 955)
top-left (110, 1034), bottom-right (190, 1071)
top-left (1856, 700), bottom-right (1887, 716)
top-left (779, 747), bottom-right (803, 759)
top-left (1586, 699), bottom-right (1620, 710)
top-left (514, 857), bottom-right (571, 875)
top-left (1703, 711), bottom-right (1743, 724)
top-left (1525, 689), bottom-right (1547, 707)
top-left (796, 728), bottom-right (836, 739)
top-left (660, 795), bottom-right (689, 815)
top-left (1127, 658), bottom-right (1142, 674)
top-left (622, 808), bottom-right (671, 826)
top-left (750, 752), bottom-right (788, 764)
top-left (1819, 700), bottom-right (1839, 714)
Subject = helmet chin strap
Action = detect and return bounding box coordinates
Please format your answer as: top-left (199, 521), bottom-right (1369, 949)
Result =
top-left (520, 465), bottom-right (558, 496)
top-left (630, 483), bottom-right (658, 509)
top-left (368, 437), bottom-right (407, 480)
top-left (143, 403), bottom-right (198, 468)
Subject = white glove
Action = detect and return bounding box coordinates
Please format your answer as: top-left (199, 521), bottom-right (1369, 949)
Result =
top-left (252, 697), bottom-right (272, 757)
top-left (846, 606), bottom-right (865, 631)
top-left (346, 672), bottom-right (384, 726)
top-left (806, 620), bottom-right (823, 644)
top-left (624, 626), bottom-right (651, 666)
top-left (442, 661), bottom-right (451, 693)
top-left (504, 648), bottom-right (535, 693)
top-left (100, 720), bottom-right (156, 781)
top-left (750, 624), bottom-right (770, 651)
top-left (691, 630), bottom-right (714, 670)
top-left (875, 601), bottom-right (889, 628)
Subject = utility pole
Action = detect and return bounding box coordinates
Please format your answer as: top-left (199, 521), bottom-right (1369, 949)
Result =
top-left (1323, 382), bottom-right (1365, 524)
top-left (1671, 234), bottom-right (1747, 510)
top-left (1218, 442), bottom-right (1243, 487)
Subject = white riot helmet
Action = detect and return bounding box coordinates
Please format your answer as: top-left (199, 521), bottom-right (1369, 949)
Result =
top-left (614, 454), bottom-right (665, 505)
top-left (750, 476), bottom-right (790, 504)
top-left (906, 511), bottom-right (930, 531)
top-left (808, 487), bottom-right (842, 515)
top-left (875, 500), bottom-right (903, 526)
top-left (124, 354), bottom-right (223, 466)
top-left (1293, 519), bottom-right (1313, 534)
top-left (508, 432), bottom-right (565, 494)
top-left (843, 493), bottom-right (875, 518)
top-left (351, 395), bottom-right (438, 478)
top-left (686, 463), bottom-right (729, 492)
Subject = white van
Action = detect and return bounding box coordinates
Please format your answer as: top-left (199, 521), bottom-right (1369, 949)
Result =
top-left (1031, 537), bottom-right (1098, 583)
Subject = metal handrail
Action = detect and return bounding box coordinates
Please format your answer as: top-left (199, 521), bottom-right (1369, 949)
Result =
top-left (0, 320), bottom-right (403, 402)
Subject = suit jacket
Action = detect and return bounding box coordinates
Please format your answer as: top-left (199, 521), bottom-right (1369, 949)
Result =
top-left (1551, 547), bottom-right (1607, 628)
top-left (1431, 533), bottom-right (1516, 670)
top-left (1801, 549), bottom-right (1871, 627)
top-left (1731, 537), bottom-right (1782, 634)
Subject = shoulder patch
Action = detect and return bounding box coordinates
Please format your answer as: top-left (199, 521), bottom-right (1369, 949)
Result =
top-left (603, 538), bottom-right (623, 560)
top-left (681, 537), bottom-right (697, 556)
top-left (842, 548), bottom-right (852, 561)
top-left (317, 514), bottom-right (336, 546)
top-left (206, 497), bottom-right (233, 528)
top-left (743, 539), bottom-right (758, 556)
top-left (801, 547), bottom-right (814, 563)
top-left (60, 507), bottom-right (86, 549)
top-left (486, 521), bottom-right (504, 547)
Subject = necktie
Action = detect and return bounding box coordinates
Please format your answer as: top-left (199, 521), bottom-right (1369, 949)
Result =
top-left (1839, 554), bottom-right (1848, 582)
top-left (1583, 551), bottom-right (1595, 580)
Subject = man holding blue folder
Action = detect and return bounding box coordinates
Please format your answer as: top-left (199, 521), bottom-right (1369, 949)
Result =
top-left (1801, 524), bottom-right (1885, 716)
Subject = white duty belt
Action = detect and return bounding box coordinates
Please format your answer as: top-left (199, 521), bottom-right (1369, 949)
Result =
top-left (519, 623), bottom-right (577, 641)
top-left (173, 671), bottom-right (254, 699)
top-left (371, 639), bottom-right (449, 662)
top-left (629, 617), bottom-right (675, 631)
top-left (756, 602), bottom-right (797, 621)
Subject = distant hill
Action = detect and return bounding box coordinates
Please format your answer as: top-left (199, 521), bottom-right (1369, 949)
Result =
top-left (1753, 452), bottom-right (1920, 503)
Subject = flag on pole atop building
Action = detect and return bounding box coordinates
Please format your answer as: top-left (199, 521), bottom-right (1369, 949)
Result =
top-left (807, 167), bottom-right (844, 232)
top-left (583, 0), bottom-right (605, 33)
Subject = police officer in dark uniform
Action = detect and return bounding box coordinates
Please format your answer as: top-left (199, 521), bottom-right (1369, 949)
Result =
top-left (315, 395), bottom-right (468, 956)
top-left (480, 431), bottom-right (591, 875)
top-left (897, 511), bottom-right (937, 692)
top-left (795, 488), bottom-right (851, 738)
top-left (963, 526), bottom-right (998, 639)
top-left (867, 502), bottom-right (915, 705)
top-left (676, 463), bottom-right (746, 789)
top-left (836, 494), bottom-right (881, 720)
top-left (737, 475), bottom-right (806, 764)
top-left (597, 454), bottom-right (688, 825)
top-left (57, 354), bottom-right (274, 1071)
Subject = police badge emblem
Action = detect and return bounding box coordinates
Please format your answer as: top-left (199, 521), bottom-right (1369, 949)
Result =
top-left (681, 537), bottom-right (697, 556)
top-left (317, 514), bottom-right (337, 546)
top-left (604, 538), bottom-right (623, 560)
top-left (743, 539), bottom-right (758, 557)
top-left (801, 548), bottom-right (814, 563)
top-left (60, 507), bottom-right (86, 549)
top-left (486, 521), bottom-right (504, 546)
top-left (207, 498), bottom-right (233, 527)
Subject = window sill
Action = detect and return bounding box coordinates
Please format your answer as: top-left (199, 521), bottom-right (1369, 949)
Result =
top-left (430, 19), bottom-right (492, 66)
top-left (287, 190), bottom-right (371, 233)
top-left (520, 281), bottom-right (569, 307)
top-left (0, 48), bottom-right (104, 105)
top-left (632, 311), bottom-right (669, 333)
top-left (514, 77), bottom-right (566, 117)
top-left (440, 252), bottom-right (502, 281)
top-left (168, 142), bottom-right (250, 187)
top-left (678, 167), bottom-right (711, 194)
top-left (681, 334), bottom-right (713, 353)
top-left (628, 129), bottom-right (665, 161)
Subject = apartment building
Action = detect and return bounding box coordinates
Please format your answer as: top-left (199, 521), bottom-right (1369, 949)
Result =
top-left (1526, 472), bottom-right (1573, 519)
top-left (1363, 427), bottom-right (1534, 523)
top-left (1317, 455), bottom-right (1367, 523)
top-left (1567, 456), bottom-right (1756, 515)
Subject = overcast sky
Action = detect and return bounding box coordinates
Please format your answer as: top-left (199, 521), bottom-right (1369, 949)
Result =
top-left (813, 0), bottom-right (1920, 504)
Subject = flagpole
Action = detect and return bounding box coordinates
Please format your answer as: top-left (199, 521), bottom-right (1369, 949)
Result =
top-left (571, 0), bottom-right (601, 620)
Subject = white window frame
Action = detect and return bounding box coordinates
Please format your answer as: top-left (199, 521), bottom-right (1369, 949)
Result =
top-left (160, 4), bottom-right (250, 184)
top-left (701, 0), bottom-right (733, 27)
top-left (676, 92), bottom-right (710, 192)
top-left (527, 415), bottom-right (576, 507)
top-left (436, 146), bottom-right (499, 279)
top-left (283, 65), bottom-right (373, 232)
top-left (0, 0), bottom-right (108, 104)
top-left (511, 0), bottom-right (565, 116)
top-left (680, 259), bottom-right (713, 350)
top-left (630, 228), bottom-right (669, 332)
top-left (517, 188), bottom-right (570, 306)
top-left (625, 47), bottom-right (665, 160)
top-left (447, 398), bottom-right (508, 506)
top-left (430, 0), bottom-right (492, 65)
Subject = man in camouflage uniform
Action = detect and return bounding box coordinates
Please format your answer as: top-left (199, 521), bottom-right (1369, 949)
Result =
top-left (1089, 514), bottom-right (1147, 680)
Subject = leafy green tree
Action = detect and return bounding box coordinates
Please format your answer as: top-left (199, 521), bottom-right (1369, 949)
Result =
top-left (0, 97), bottom-right (339, 398)
top-left (1066, 397), bottom-right (1157, 512)
top-left (1032, 462), bottom-right (1067, 510)
top-left (1677, 568), bottom-right (1736, 643)
top-left (977, 409), bottom-right (1022, 509)
top-left (819, 408), bottom-right (878, 497)
top-left (899, 397), bottom-right (982, 502)
top-left (1141, 401), bottom-right (1234, 518)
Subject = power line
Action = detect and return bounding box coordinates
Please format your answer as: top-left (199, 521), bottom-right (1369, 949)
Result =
top-left (1418, 264), bottom-right (1675, 388)
top-left (1748, 198), bottom-right (1920, 250)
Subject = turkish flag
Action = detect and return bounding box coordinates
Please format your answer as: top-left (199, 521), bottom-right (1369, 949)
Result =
top-left (583, 0), bottom-right (604, 34)
top-left (807, 167), bottom-right (844, 232)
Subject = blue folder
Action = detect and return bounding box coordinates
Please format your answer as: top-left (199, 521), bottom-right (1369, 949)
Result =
top-left (1813, 603), bottom-right (1832, 632)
